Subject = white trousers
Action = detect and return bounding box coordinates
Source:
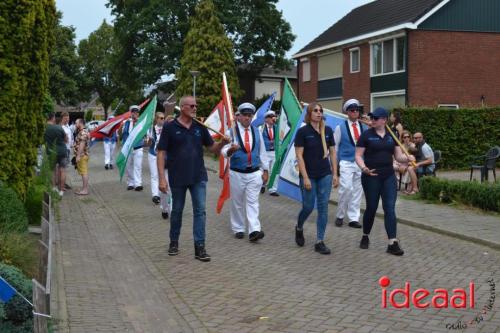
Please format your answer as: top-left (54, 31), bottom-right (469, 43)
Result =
top-left (336, 160), bottom-right (363, 222)
top-left (264, 150), bottom-right (277, 193)
top-left (104, 141), bottom-right (116, 165)
top-left (229, 169), bottom-right (263, 234)
top-left (126, 148), bottom-right (143, 187)
top-left (148, 153), bottom-right (159, 197)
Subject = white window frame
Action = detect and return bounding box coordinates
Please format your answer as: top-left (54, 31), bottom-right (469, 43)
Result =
top-left (370, 89), bottom-right (406, 112)
top-left (370, 34), bottom-right (406, 77)
top-left (438, 104), bottom-right (459, 109)
top-left (301, 57), bottom-right (310, 82)
top-left (349, 47), bottom-right (360, 73)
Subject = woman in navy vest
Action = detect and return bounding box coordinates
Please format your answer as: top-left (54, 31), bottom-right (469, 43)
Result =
top-left (355, 107), bottom-right (415, 256)
top-left (294, 103), bottom-right (338, 255)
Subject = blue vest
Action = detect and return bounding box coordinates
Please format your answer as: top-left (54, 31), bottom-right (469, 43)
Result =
top-left (338, 120), bottom-right (366, 162)
top-left (262, 124), bottom-right (276, 152)
top-left (122, 119), bottom-right (144, 149)
top-left (230, 125), bottom-right (261, 171)
top-left (103, 132), bottom-right (117, 144)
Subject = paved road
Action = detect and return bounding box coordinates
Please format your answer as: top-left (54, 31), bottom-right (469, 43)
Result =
top-left (53, 144), bottom-right (500, 333)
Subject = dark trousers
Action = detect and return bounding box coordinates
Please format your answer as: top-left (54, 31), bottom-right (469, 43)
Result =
top-left (361, 173), bottom-right (398, 239)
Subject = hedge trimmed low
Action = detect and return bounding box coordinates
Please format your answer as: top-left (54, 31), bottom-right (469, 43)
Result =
top-left (419, 177), bottom-right (500, 212)
top-left (0, 182), bottom-right (28, 233)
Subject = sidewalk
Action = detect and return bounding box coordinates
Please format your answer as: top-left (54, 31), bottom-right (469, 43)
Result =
top-left (205, 158), bottom-right (500, 250)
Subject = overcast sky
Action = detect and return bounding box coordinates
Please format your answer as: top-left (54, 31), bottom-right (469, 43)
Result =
top-left (56, 0), bottom-right (373, 57)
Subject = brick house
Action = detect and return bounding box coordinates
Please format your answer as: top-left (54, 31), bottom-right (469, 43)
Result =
top-left (238, 66), bottom-right (298, 102)
top-left (293, 0), bottom-right (500, 112)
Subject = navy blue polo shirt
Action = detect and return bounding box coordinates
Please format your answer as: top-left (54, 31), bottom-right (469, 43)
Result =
top-left (157, 119), bottom-right (214, 187)
top-left (356, 128), bottom-right (396, 178)
top-left (294, 124), bottom-right (334, 179)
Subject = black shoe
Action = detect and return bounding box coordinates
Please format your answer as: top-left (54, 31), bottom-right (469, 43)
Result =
top-left (135, 186), bottom-right (143, 191)
top-left (105, 164), bottom-right (109, 170)
top-left (162, 211), bottom-right (169, 219)
top-left (269, 192), bottom-right (279, 197)
top-left (168, 241), bottom-right (179, 256)
top-left (295, 226), bottom-right (305, 247)
top-left (387, 241), bottom-right (404, 256)
top-left (260, 186), bottom-right (265, 194)
top-left (314, 241), bottom-right (331, 255)
top-left (349, 221), bottom-right (362, 228)
top-left (249, 231), bottom-right (263, 242)
top-left (235, 232), bottom-right (244, 239)
top-left (335, 218), bottom-right (343, 227)
top-left (64, 183), bottom-right (72, 190)
top-left (127, 186), bottom-right (134, 191)
top-left (109, 164), bottom-right (114, 169)
top-left (194, 243), bottom-right (211, 262)
top-left (360, 235), bottom-right (369, 249)
top-left (152, 196), bottom-right (161, 204)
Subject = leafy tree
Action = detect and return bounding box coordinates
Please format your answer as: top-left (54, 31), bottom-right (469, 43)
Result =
top-left (49, 11), bottom-right (82, 106)
top-left (107, 0), bottom-right (295, 87)
top-left (175, 0), bottom-right (242, 117)
top-left (78, 20), bottom-right (123, 120)
top-left (0, 0), bottom-right (56, 198)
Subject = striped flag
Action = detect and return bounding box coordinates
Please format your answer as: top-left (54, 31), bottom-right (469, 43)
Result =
top-left (251, 92), bottom-right (276, 127)
top-left (116, 96), bottom-right (157, 180)
top-left (204, 100), bottom-right (224, 139)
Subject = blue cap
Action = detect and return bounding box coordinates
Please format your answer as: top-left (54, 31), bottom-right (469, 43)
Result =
top-left (368, 107), bottom-right (389, 119)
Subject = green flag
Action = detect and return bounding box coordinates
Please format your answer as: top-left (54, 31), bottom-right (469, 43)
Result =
top-left (116, 96), bottom-right (157, 180)
top-left (268, 78), bottom-right (302, 190)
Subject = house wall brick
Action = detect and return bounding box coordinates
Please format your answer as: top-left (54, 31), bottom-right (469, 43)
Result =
top-left (408, 30), bottom-right (500, 107)
top-left (297, 56), bottom-right (318, 103)
top-left (343, 43), bottom-right (372, 112)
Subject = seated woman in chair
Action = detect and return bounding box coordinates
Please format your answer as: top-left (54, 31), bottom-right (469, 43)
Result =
top-left (393, 130), bottom-right (419, 194)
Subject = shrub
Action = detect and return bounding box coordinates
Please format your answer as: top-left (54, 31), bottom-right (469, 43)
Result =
top-left (0, 183), bottom-right (29, 233)
top-left (419, 177), bottom-right (500, 212)
top-left (0, 233), bottom-right (38, 277)
top-left (399, 107), bottom-right (500, 169)
top-left (84, 109), bottom-right (93, 122)
top-left (0, 263), bottom-right (33, 326)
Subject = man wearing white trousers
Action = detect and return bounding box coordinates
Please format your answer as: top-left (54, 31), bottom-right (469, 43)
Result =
top-left (261, 110), bottom-right (279, 196)
top-left (122, 105), bottom-right (145, 191)
top-left (146, 112), bottom-right (171, 218)
top-left (222, 103), bottom-right (269, 242)
top-left (103, 117), bottom-right (117, 170)
top-left (333, 99), bottom-right (367, 228)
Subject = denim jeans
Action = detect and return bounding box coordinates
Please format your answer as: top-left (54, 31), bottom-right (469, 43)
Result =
top-left (361, 173), bottom-right (397, 239)
top-left (170, 181), bottom-right (207, 244)
top-left (297, 174), bottom-right (332, 241)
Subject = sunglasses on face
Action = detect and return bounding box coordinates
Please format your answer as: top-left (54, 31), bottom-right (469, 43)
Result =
top-left (158, 117), bottom-right (165, 120)
top-left (313, 108), bottom-right (323, 113)
top-left (403, 136), bottom-right (410, 139)
top-left (347, 108), bottom-right (359, 113)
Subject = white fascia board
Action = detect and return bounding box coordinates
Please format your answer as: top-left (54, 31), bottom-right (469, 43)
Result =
top-left (292, 23), bottom-right (416, 59)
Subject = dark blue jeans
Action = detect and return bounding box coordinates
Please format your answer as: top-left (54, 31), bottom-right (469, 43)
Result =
top-left (361, 173), bottom-right (397, 239)
top-left (297, 174), bottom-right (333, 241)
top-left (170, 181), bottom-right (207, 244)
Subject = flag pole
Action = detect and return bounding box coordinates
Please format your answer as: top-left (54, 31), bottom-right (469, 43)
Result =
top-left (193, 117), bottom-right (225, 137)
top-left (222, 72), bottom-right (236, 135)
top-left (385, 124), bottom-right (417, 168)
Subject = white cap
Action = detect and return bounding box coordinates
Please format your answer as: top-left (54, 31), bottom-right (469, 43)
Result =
top-left (129, 105), bottom-right (140, 112)
top-left (342, 99), bottom-right (360, 114)
top-left (237, 102), bottom-right (256, 114)
top-left (265, 110), bottom-right (276, 118)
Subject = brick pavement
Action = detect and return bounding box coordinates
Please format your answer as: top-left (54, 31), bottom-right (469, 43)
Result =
top-left (52, 144), bottom-right (500, 332)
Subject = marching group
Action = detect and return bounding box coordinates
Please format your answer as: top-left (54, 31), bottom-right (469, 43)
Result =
top-left (44, 95), bottom-right (436, 262)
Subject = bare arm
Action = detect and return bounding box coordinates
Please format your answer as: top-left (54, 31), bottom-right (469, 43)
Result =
top-left (355, 147), bottom-right (378, 176)
top-left (157, 150), bottom-right (168, 193)
top-left (329, 146), bottom-right (339, 187)
top-left (208, 136), bottom-right (231, 155)
top-left (295, 146), bottom-right (311, 190)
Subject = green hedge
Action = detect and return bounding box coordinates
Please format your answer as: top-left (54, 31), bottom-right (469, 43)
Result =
top-left (0, 263), bottom-right (33, 327)
top-left (419, 177), bottom-right (500, 212)
top-left (399, 107), bottom-right (500, 169)
top-left (0, 182), bottom-right (28, 233)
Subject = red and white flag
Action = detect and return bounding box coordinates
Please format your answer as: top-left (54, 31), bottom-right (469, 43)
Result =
top-left (216, 73), bottom-right (235, 213)
top-left (204, 100), bottom-right (224, 139)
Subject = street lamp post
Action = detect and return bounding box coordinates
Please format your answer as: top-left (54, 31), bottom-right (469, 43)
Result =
top-left (189, 70), bottom-right (200, 98)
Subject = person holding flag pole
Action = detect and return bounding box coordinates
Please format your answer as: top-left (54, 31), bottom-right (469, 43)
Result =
top-left (157, 95), bottom-right (230, 262)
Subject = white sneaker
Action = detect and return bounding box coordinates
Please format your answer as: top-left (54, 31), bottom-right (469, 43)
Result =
top-left (58, 190), bottom-right (64, 197)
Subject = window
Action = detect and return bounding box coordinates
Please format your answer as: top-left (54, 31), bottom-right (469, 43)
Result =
top-left (371, 90), bottom-right (406, 112)
top-left (371, 36), bottom-right (405, 76)
top-left (350, 48), bottom-right (360, 73)
top-left (438, 104), bottom-right (459, 109)
top-left (302, 59), bottom-right (310, 82)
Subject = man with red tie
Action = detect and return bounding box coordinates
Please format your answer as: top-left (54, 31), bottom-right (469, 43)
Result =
top-left (222, 103), bottom-right (270, 242)
top-left (261, 110), bottom-right (279, 196)
top-left (333, 99), bottom-right (367, 228)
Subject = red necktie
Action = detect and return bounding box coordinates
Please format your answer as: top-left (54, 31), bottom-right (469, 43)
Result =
top-left (268, 126), bottom-right (273, 140)
top-left (244, 128), bottom-right (252, 166)
top-left (352, 123), bottom-right (360, 141)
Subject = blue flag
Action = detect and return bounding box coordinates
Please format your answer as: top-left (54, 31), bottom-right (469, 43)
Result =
top-left (251, 92), bottom-right (276, 127)
top-left (0, 276), bottom-right (17, 303)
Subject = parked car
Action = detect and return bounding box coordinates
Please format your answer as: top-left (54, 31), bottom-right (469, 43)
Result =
top-left (86, 120), bottom-right (104, 132)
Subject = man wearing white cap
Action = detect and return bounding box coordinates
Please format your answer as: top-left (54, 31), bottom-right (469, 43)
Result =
top-left (261, 110), bottom-right (279, 196)
top-left (122, 105), bottom-right (145, 191)
top-left (333, 99), bottom-right (367, 228)
top-left (103, 115), bottom-right (117, 170)
top-left (222, 102), bottom-right (270, 242)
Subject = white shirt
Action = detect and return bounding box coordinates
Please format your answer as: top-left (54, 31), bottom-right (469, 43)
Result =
top-left (62, 124), bottom-right (73, 150)
top-left (334, 119), bottom-right (361, 153)
top-left (221, 122), bottom-right (270, 170)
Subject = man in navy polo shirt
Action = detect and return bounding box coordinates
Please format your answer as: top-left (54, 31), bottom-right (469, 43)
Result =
top-left (156, 95), bottom-right (230, 262)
